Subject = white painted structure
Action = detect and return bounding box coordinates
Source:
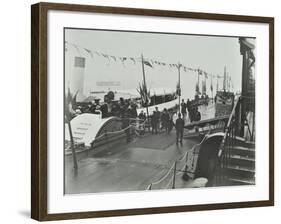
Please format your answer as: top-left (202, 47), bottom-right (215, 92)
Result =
top-left (71, 56), bottom-right (86, 101)
top-left (65, 113), bottom-right (113, 147)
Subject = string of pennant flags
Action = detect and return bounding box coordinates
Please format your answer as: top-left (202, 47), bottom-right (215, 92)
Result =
top-left (65, 41), bottom-right (225, 80)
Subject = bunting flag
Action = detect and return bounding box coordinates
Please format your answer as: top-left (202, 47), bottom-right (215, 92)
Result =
top-left (65, 41), bottom-right (228, 81)
top-left (143, 60), bottom-right (153, 68)
top-left (119, 57), bottom-right (127, 67)
top-left (84, 48), bottom-right (93, 58)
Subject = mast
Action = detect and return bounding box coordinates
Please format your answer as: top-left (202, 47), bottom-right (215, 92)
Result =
top-left (141, 54), bottom-right (150, 123)
top-left (211, 74), bottom-right (214, 102)
top-left (202, 72), bottom-right (207, 96)
top-left (223, 66), bottom-right (226, 91)
top-left (196, 69), bottom-right (201, 97)
top-left (216, 75), bottom-right (219, 92)
top-left (177, 63), bottom-right (181, 114)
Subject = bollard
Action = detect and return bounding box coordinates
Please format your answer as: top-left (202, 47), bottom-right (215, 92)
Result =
top-left (172, 161), bottom-right (177, 189)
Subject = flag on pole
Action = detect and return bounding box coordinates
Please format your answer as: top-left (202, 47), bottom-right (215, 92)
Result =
top-left (211, 75), bottom-right (213, 92)
top-left (202, 79), bottom-right (206, 95)
top-left (196, 83), bottom-right (200, 95)
top-left (143, 60), bottom-right (153, 68)
top-left (137, 82), bottom-right (150, 106)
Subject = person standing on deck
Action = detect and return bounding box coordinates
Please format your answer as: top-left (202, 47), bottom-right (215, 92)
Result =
top-left (151, 111), bottom-right (158, 134)
top-left (138, 110), bottom-right (145, 120)
top-left (168, 111), bottom-right (174, 133)
top-left (175, 113), bottom-right (185, 145)
top-left (155, 107), bottom-right (161, 132)
top-left (181, 99), bottom-right (187, 118)
top-left (161, 108), bottom-right (170, 133)
top-left (123, 107), bottom-right (131, 143)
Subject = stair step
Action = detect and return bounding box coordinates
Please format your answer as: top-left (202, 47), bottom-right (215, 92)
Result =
top-left (229, 154), bottom-right (255, 162)
top-left (231, 146), bottom-right (255, 157)
top-left (228, 177), bottom-right (255, 185)
top-left (225, 165), bottom-right (255, 173)
top-left (232, 146), bottom-right (255, 152)
top-left (244, 141), bottom-right (255, 148)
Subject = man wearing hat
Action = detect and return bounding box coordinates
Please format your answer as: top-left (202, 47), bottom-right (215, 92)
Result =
top-left (175, 113), bottom-right (185, 145)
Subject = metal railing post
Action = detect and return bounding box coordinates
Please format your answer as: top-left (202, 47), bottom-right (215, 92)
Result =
top-left (172, 161), bottom-right (177, 189)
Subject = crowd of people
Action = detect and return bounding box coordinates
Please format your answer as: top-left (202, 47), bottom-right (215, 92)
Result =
top-left (73, 97), bottom-right (139, 119)
top-left (150, 107), bottom-right (174, 134)
top-left (180, 98), bottom-right (201, 122)
top-left (70, 96), bottom-right (203, 144)
top-left (72, 93), bottom-right (203, 126)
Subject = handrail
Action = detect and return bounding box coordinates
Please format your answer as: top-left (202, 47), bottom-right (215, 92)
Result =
top-left (184, 115), bottom-right (229, 128)
top-left (218, 96), bottom-right (240, 158)
top-left (146, 133), bottom-right (209, 190)
top-left (213, 96), bottom-right (241, 186)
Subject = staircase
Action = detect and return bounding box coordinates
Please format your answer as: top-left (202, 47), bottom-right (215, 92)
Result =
top-left (223, 139), bottom-right (255, 186)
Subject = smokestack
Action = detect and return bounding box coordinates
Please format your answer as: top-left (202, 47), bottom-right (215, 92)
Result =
top-left (71, 56), bottom-right (86, 102)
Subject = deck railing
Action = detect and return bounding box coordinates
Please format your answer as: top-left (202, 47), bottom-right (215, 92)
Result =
top-left (214, 96), bottom-right (241, 185)
top-left (146, 135), bottom-right (208, 190)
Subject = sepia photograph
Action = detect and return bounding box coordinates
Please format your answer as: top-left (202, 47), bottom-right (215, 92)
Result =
top-left (64, 28), bottom-right (256, 195)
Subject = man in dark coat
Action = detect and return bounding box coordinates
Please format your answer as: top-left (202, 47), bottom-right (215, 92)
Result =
top-left (138, 110), bottom-right (145, 120)
top-left (161, 108), bottom-right (170, 133)
top-left (123, 107), bottom-right (131, 143)
top-left (194, 107), bottom-right (201, 121)
top-left (181, 99), bottom-right (187, 118)
top-left (175, 113), bottom-right (185, 145)
top-left (155, 107), bottom-right (161, 133)
top-left (151, 111), bottom-right (158, 134)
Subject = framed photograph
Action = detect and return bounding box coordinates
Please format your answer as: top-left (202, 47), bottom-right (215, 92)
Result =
top-left (31, 2), bottom-right (274, 221)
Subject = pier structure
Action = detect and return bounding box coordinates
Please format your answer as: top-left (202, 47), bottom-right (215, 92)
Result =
top-left (64, 38), bottom-right (256, 194)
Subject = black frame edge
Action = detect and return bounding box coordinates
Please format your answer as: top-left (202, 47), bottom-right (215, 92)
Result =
top-left (31, 3), bottom-right (40, 221)
top-left (30, 2), bottom-right (275, 221)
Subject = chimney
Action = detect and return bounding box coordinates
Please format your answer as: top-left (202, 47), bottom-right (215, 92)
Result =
top-left (71, 56), bottom-right (86, 101)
